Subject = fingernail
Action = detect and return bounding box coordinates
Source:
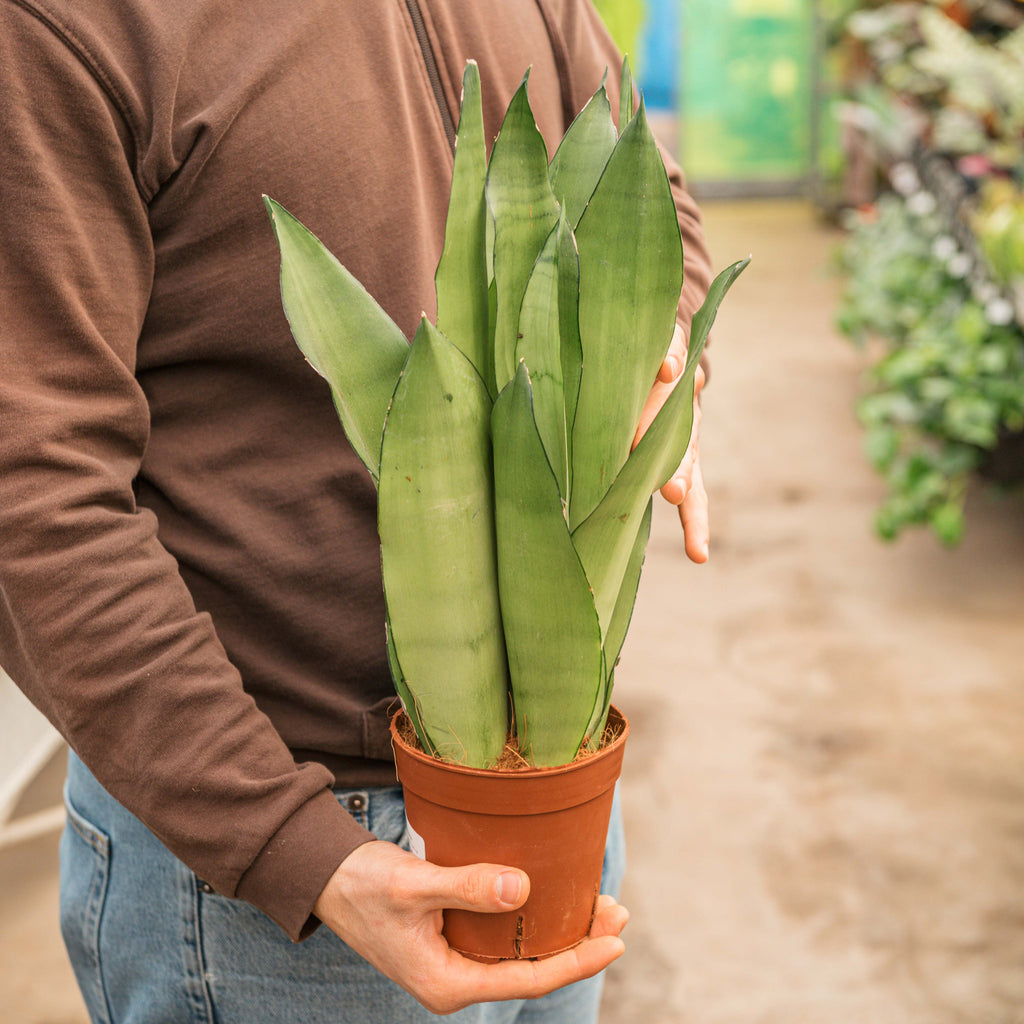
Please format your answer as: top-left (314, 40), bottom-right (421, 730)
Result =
top-left (665, 355), bottom-right (681, 378)
top-left (496, 871), bottom-right (522, 906)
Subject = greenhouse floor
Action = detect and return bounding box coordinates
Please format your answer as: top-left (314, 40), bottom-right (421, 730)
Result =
top-left (4, 199), bottom-right (1024, 1023)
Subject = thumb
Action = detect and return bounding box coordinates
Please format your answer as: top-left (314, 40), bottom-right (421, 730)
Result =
top-left (416, 861), bottom-right (530, 914)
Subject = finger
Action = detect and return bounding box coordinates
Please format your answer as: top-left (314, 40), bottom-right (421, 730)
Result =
top-left (637, 343), bottom-right (704, 452)
top-left (660, 475), bottom-right (686, 506)
top-left (680, 458), bottom-right (709, 564)
top-left (657, 322), bottom-right (687, 383)
top-left (693, 361), bottom-right (706, 400)
top-left (632, 376), bottom-right (678, 450)
top-left (659, 400), bottom-right (702, 505)
top-left (431, 932), bottom-right (627, 1013)
top-left (409, 861), bottom-right (531, 914)
top-left (402, 895), bottom-right (628, 1014)
top-left (589, 895), bottom-right (630, 939)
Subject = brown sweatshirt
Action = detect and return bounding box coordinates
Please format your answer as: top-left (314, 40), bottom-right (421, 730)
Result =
top-left (0, 0), bottom-right (712, 939)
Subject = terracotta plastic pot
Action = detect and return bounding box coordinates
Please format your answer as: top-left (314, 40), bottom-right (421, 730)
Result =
top-left (389, 706), bottom-right (629, 962)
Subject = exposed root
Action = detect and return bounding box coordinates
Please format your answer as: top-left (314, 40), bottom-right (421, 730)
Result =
top-left (577, 720), bottom-right (624, 761)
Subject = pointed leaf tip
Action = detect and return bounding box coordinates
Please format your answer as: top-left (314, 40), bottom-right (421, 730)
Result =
top-left (265, 197), bottom-right (409, 481)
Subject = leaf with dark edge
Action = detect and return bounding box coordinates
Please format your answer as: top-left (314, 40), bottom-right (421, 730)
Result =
top-left (435, 61), bottom-right (491, 388)
top-left (569, 100), bottom-right (684, 528)
top-left (486, 71), bottom-right (562, 395)
top-left (572, 258), bottom-right (750, 635)
top-left (549, 79), bottom-right (617, 228)
top-left (378, 319), bottom-right (508, 767)
top-left (492, 363), bottom-right (603, 766)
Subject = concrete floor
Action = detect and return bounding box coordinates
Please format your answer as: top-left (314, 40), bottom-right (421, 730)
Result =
top-left (4, 199), bottom-right (1024, 1022)
top-left (603, 199), bottom-right (1024, 1023)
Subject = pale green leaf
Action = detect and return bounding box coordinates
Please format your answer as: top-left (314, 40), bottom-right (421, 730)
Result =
top-left (385, 612), bottom-right (433, 755)
top-left (556, 216), bottom-right (584, 469)
top-left (687, 257), bottom-right (751, 376)
top-left (602, 497), bottom-right (652, 684)
top-left (569, 100), bottom-right (684, 528)
top-left (264, 197), bottom-right (408, 483)
top-left (378, 319), bottom-right (508, 767)
top-left (581, 497), bottom-right (651, 750)
top-left (492, 364), bottom-right (603, 766)
top-left (619, 55), bottom-right (634, 133)
top-left (486, 72), bottom-right (561, 394)
top-left (435, 61), bottom-right (491, 387)
top-left (548, 80), bottom-right (617, 227)
top-left (572, 258), bottom-right (750, 633)
top-left (515, 212), bottom-right (581, 503)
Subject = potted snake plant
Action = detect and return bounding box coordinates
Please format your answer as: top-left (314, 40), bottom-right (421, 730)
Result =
top-left (265, 60), bottom-right (747, 960)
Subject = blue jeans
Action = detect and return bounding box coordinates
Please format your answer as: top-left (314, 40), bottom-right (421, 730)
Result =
top-left (60, 751), bottom-right (625, 1023)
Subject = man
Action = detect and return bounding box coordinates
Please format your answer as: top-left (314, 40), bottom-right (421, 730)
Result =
top-left (0, 0), bottom-right (712, 1018)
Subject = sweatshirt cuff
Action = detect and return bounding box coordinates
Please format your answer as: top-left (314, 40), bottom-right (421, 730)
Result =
top-left (235, 785), bottom-right (376, 942)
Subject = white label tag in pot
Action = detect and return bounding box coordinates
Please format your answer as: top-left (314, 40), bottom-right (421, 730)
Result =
top-left (406, 817), bottom-right (426, 860)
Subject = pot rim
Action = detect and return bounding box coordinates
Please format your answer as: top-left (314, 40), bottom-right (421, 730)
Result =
top-left (390, 706), bottom-right (629, 815)
top-left (389, 705), bottom-right (629, 780)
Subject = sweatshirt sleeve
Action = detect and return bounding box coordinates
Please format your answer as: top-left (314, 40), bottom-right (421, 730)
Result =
top-left (543, 0), bottom-right (714, 340)
top-left (0, 2), bottom-right (370, 941)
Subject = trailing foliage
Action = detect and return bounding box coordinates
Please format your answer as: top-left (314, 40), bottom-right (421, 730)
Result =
top-left (837, 193), bottom-right (1024, 544)
top-left (267, 62), bottom-right (747, 767)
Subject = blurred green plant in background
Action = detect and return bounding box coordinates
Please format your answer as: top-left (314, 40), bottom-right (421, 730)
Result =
top-left (837, 192), bottom-right (1024, 545)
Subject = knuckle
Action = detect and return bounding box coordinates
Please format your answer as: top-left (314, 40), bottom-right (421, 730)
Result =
top-left (456, 869), bottom-right (490, 905)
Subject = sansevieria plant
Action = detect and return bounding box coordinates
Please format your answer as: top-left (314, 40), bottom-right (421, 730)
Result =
top-left (265, 61), bottom-right (748, 770)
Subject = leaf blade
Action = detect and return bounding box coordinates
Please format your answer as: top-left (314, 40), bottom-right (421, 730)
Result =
top-left (378, 319), bottom-right (508, 767)
top-left (492, 364), bottom-right (603, 766)
top-left (515, 213), bottom-right (581, 503)
top-left (435, 61), bottom-right (491, 386)
top-left (619, 55), bottom-right (634, 133)
top-left (572, 258), bottom-right (750, 633)
top-left (569, 101), bottom-right (684, 527)
top-left (486, 73), bottom-right (562, 395)
top-left (264, 197), bottom-right (408, 482)
top-left (548, 80), bottom-right (617, 228)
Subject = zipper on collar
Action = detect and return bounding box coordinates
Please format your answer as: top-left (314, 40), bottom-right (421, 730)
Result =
top-left (403, 0), bottom-right (457, 154)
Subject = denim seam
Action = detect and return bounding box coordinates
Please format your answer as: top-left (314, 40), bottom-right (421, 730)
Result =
top-left (64, 790), bottom-right (110, 855)
top-left (179, 861), bottom-right (217, 1024)
top-left (61, 789), bottom-right (114, 1024)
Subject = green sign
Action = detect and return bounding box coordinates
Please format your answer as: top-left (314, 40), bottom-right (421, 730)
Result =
top-left (682, 0), bottom-right (814, 185)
